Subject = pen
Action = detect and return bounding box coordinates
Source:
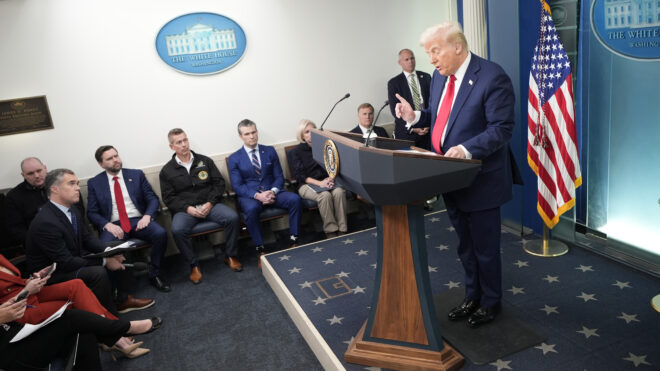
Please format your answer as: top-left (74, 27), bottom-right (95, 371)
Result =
top-left (26, 305), bottom-right (35, 308)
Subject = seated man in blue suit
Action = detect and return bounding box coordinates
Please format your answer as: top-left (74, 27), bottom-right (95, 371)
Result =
top-left (87, 145), bottom-right (171, 293)
top-left (349, 103), bottom-right (389, 139)
top-left (159, 128), bottom-right (240, 284)
top-left (228, 119), bottom-right (302, 267)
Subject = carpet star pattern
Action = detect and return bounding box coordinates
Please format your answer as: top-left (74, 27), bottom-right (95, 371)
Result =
top-left (489, 359), bottom-right (512, 371)
top-left (575, 264), bottom-right (594, 272)
top-left (542, 275), bottom-right (559, 283)
top-left (622, 353), bottom-right (651, 367)
top-left (612, 280), bottom-right (632, 289)
top-left (264, 211), bottom-right (660, 371)
top-left (507, 286), bottom-right (525, 295)
top-left (327, 315), bottom-right (343, 325)
top-left (322, 258), bottom-right (336, 265)
top-left (352, 286), bottom-right (365, 294)
top-left (534, 342), bottom-right (557, 355)
top-left (539, 305), bottom-right (559, 315)
top-left (577, 292), bottom-right (597, 302)
top-left (513, 260), bottom-right (529, 268)
top-left (617, 312), bottom-right (640, 324)
top-left (576, 326), bottom-right (599, 338)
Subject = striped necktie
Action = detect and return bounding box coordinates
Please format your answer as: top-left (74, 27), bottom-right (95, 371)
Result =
top-left (69, 208), bottom-right (78, 235)
top-left (251, 149), bottom-right (261, 177)
top-left (409, 73), bottom-right (422, 110)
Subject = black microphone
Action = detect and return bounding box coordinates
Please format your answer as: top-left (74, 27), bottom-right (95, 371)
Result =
top-left (364, 100), bottom-right (389, 147)
top-left (319, 93), bottom-right (350, 131)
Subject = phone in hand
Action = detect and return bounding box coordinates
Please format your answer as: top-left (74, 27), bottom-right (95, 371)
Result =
top-left (43, 262), bottom-right (57, 277)
top-left (15, 290), bottom-right (29, 302)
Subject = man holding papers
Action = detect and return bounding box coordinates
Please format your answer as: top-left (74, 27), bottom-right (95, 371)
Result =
top-left (87, 145), bottom-right (170, 292)
top-left (26, 168), bottom-right (154, 315)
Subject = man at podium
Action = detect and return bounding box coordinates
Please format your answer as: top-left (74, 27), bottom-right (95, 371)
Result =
top-left (396, 21), bottom-right (520, 328)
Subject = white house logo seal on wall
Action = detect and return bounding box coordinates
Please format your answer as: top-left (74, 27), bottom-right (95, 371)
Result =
top-left (156, 12), bottom-right (247, 75)
top-left (591, 0), bottom-right (660, 60)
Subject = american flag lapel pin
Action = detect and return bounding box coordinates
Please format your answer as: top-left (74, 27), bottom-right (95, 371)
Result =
top-left (469, 79), bottom-right (473, 85)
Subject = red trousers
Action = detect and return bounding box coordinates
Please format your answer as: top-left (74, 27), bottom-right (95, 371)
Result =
top-left (19, 278), bottom-right (117, 324)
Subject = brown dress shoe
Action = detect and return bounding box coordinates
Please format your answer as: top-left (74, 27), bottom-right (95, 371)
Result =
top-left (117, 295), bottom-right (155, 314)
top-left (224, 256), bottom-right (243, 272)
top-left (190, 266), bottom-right (202, 284)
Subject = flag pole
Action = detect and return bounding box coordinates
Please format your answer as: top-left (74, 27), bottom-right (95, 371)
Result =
top-left (524, 224), bottom-right (569, 257)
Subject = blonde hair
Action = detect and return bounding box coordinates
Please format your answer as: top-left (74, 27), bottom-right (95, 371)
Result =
top-left (296, 119), bottom-right (316, 142)
top-left (419, 21), bottom-right (468, 51)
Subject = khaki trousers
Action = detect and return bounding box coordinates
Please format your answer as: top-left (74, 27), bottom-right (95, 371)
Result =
top-left (298, 185), bottom-right (347, 233)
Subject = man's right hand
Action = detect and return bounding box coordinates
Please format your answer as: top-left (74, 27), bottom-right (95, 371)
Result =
top-left (395, 93), bottom-right (416, 123)
top-left (105, 255), bottom-right (126, 271)
top-left (255, 191), bottom-right (275, 205)
top-left (104, 223), bottom-right (125, 240)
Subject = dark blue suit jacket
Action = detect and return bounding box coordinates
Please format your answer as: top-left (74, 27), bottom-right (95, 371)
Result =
top-left (228, 145), bottom-right (284, 199)
top-left (420, 54), bottom-right (519, 212)
top-left (387, 70), bottom-right (431, 143)
top-left (26, 202), bottom-right (105, 273)
top-left (86, 168), bottom-right (160, 231)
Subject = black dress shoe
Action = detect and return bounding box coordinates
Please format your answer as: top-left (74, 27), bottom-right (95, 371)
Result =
top-left (143, 317), bottom-right (163, 335)
top-left (150, 276), bottom-right (171, 292)
top-left (467, 306), bottom-right (499, 328)
top-left (448, 299), bottom-right (480, 321)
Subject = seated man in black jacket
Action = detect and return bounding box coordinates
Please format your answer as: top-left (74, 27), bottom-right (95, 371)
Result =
top-left (3, 157), bottom-right (85, 254)
top-left (25, 168), bottom-right (153, 315)
top-left (159, 128), bottom-right (240, 284)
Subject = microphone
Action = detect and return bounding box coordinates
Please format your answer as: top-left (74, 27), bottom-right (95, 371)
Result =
top-left (319, 93), bottom-right (350, 131)
top-left (364, 100), bottom-right (389, 147)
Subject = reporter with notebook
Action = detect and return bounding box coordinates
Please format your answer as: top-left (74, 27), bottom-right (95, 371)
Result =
top-left (1, 296), bottom-right (162, 370)
top-left (289, 119), bottom-right (348, 238)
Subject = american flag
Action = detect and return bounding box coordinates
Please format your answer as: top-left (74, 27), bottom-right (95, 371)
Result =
top-left (527, 1), bottom-right (582, 229)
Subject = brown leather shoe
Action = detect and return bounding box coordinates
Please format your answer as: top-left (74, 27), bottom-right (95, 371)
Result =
top-left (257, 252), bottom-right (265, 269)
top-left (190, 266), bottom-right (202, 284)
top-left (224, 256), bottom-right (243, 272)
top-left (117, 295), bottom-right (155, 314)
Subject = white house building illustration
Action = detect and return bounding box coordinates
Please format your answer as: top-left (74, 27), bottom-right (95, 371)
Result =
top-left (604, 0), bottom-right (660, 29)
top-left (166, 23), bottom-right (237, 56)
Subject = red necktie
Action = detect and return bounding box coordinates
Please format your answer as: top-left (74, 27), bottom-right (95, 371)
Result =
top-left (113, 176), bottom-right (131, 233)
top-left (431, 75), bottom-right (457, 154)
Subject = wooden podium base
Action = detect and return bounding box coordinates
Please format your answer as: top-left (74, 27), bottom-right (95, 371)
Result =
top-left (345, 322), bottom-right (464, 371)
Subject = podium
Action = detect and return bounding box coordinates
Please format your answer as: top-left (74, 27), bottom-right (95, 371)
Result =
top-left (310, 129), bottom-right (481, 370)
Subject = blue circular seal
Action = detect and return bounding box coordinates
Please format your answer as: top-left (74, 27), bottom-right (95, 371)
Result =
top-left (156, 12), bottom-right (247, 75)
top-left (591, 0), bottom-right (660, 60)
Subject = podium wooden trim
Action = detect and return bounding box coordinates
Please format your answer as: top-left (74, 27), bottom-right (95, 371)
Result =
top-left (310, 129), bottom-right (480, 370)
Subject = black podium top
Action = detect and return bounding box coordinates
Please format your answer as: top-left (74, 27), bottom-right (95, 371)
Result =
top-left (311, 129), bottom-right (481, 205)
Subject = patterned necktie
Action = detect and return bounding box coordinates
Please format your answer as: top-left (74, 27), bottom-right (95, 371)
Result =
top-left (409, 73), bottom-right (422, 110)
top-left (69, 208), bottom-right (78, 236)
top-left (431, 75), bottom-right (457, 154)
top-left (113, 176), bottom-right (132, 233)
top-left (251, 149), bottom-right (261, 177)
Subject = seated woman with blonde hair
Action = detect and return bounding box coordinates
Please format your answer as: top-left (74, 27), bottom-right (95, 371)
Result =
top-left (289, 119), bottom-right (348, 238)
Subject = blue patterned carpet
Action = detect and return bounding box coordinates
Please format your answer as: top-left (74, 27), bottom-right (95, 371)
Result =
top-left (265, 210), bottom-right (660, 371)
